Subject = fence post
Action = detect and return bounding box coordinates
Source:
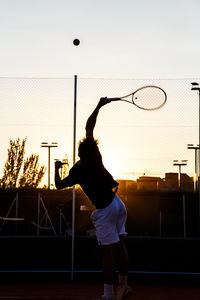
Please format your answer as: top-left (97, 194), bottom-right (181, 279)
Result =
top-left (182, 194), bottom-right (186, 238)
top-left (71, 75), bottom-right (77, 281)
top-left (159, 210), bottom-right (162, 237)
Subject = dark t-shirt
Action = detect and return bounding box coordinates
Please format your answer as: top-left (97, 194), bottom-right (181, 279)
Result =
top-left (62, 159), bottom-right (119, 209)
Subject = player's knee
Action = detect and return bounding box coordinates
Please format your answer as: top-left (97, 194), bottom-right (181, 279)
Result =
top-left (101, 245), bottom-right (115, 268)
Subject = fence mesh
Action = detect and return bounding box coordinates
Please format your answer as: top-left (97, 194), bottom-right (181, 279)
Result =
top-left (0, 77), bottom-right (199, 184)
top-left (0, 77), bottom-right (200, 238)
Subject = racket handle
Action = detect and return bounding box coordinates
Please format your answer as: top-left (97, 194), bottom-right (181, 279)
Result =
top-left (60, 162), bottom-right (68, 168)
top-left (107, 97), bottom-right (121, 101)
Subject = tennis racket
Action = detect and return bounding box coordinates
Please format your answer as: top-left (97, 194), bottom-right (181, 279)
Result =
top-left (107, 85), bottom-right (167, 110)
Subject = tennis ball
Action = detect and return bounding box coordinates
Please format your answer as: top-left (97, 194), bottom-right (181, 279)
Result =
top-left (73, 39), bottom-right (80, 46)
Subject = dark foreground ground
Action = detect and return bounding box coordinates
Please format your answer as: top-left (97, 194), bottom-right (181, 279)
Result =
top-left (0, 282), bottom-right (200, 300)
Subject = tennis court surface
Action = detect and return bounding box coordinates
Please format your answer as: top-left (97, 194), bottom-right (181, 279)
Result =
top-left (0, 282), bottom-right (200, 300)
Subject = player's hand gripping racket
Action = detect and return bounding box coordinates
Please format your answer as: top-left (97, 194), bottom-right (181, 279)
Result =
top-left (107, 85), bottom-right (167, 110)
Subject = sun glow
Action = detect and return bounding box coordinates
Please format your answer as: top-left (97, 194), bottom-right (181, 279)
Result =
top-left (103, 157), bottom-right (123, 179)
top-left (102, 154), bottom-right (136, 181)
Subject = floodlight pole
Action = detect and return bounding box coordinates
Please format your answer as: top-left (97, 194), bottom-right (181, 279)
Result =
top-left (41, 142), bottom-right (58, 189)
top-left (71, 75), bottom-right (77, 281)
top-left (173, 160), bottom-right (187, 190)
top-left (191, 83), bottom-right (200, 186)
top-left (173, 160), bottom-right (187, 237)
top-left (191, 82), bottom-right (200, 234)
top-left (187, 144), bottom-right (200, 192)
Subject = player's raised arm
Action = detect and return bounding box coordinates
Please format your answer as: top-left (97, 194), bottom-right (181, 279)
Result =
top-left (86, 97), bottom-right (111, 139)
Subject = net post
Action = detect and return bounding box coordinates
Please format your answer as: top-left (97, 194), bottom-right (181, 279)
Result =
top-left (182, 194), bottom-right (186, 238)
top-left (71, 75), bottom-right (77, 282)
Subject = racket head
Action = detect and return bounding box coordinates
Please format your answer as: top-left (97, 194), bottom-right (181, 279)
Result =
top-left (127, 86), bottom-right (167, 110)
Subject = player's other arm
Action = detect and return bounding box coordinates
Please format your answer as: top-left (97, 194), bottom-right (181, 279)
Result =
top-left (55, 161), bottom-right (75, 190)
top-left (55, 161), bottom-right (65, 189)
top-left (86, 97), bottom-right (111, 139)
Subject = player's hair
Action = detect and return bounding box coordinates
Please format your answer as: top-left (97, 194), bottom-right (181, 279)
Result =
top-left (78, 138), bottom-right (101, 164)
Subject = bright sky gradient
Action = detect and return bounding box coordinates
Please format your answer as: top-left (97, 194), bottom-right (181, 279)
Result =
top-left (0, 0), bottom-right (200, 186)
top-left (1, 0), bottom-right (200, 78)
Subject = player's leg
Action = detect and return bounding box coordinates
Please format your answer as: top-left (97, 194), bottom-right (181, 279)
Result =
top-left (114, 236), bottom-right (132, 300)
top-left (114, 235), bottom-right (128, 281)
top-left (91, 197), bottom-right (125, 299)
top-left (101, 244), bottom-right (115, 299)
top-left (91, 206), bottom-right (118, 300)
top-left (114, 197), bottom-right (132, 299)
top-left (115, 196), bottom-right (128, 279)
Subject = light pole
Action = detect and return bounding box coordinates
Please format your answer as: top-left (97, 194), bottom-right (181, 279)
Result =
top-left (187, 144), bottom-right (200, 192)
top-left (41, 142), bottom-right (58, 189)
top-left (191, 82), bottom-right (200, 186)
top-left (173, 160), bottom-right (187, 190)
top-left (191, 83), bottom-right (200, 234)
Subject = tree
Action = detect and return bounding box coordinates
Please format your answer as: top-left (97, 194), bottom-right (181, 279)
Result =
top-left (0, 137), bottom-right (46, 188)
top-left (18, 154), bottom-right (46, 188)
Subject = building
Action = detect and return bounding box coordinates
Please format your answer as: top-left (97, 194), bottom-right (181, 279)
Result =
top-left (117, 179), bottom-right (137, 196)
top-left (165, 172), bottom-right (193, 191)
top-left (136, 176), bottom-right (164, 191)
top-left (117, 173), bottom-right (194, 193)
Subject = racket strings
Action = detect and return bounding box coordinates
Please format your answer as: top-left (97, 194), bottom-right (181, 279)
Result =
top-left (132, 88), bottom-right (166, 110)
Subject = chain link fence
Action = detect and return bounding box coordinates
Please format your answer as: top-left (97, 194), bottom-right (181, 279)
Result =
top-left (0, 77), bottom-right (200, 238)
top-left (0, 77), bottom-right (199, 184)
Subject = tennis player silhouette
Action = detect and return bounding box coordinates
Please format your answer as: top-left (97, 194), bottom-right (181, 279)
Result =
top-left (55, 98), bottom-right (132, 300)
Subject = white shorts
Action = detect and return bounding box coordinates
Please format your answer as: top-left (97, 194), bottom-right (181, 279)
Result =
top-left (91, 195), bottom-right (127, 245)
